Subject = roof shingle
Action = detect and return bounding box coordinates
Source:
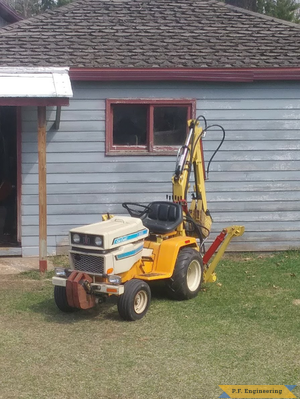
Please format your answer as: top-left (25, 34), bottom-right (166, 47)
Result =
top-left (0, 0), bottom-right (300, 68)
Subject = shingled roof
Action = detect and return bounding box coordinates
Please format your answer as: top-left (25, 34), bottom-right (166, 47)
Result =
top-left (0, 0), bottom-right (300, 69)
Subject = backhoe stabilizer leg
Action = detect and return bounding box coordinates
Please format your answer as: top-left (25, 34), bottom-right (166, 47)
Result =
top-left (203, 225), bottom-right (245, 283)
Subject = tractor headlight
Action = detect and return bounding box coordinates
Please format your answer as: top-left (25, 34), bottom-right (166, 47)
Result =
top-left (72, 233), bottom-right (80, 244)
top-left (94, 236), bottom-right (103, 247)
top-left (107, 275), bottom-right (121, 285)
top-left (55, 268), bottom-right (67, 277)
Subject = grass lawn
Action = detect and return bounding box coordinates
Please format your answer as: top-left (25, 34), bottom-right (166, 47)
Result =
top-left (0, 251), bottom-right (299, 399)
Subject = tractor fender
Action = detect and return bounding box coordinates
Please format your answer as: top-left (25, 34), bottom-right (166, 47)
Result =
top-left (154, 236), bottom-right (198, 276)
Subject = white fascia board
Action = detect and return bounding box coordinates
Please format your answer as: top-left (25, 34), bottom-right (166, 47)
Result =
top-left (0, 67), bottom-right (73, 98)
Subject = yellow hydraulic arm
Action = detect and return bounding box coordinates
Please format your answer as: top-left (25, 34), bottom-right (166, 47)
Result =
top-left (202, 225), bottom-right (245, 283)
top-left (172, 119), bottom-right (212, 238)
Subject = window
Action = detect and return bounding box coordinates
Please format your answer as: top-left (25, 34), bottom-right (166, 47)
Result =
top-left (106, 99), bottom-right (195, 154)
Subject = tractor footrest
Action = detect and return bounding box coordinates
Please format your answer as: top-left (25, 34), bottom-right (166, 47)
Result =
top-left (137, 272), bottom-right (170, 281)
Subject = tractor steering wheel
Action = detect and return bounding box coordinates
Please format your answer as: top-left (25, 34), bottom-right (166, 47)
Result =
top-left (122, 202), bottom-right (151, 218)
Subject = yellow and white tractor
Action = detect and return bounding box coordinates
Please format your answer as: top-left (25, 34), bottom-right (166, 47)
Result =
top-left (52, 117), bottom-right (244, 321)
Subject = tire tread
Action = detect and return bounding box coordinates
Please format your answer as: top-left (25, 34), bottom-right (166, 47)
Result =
top-left (117, 279), bottom-right (151, 321)
top-left (54, 286), bottom-right (77, 313)
top-left (165, 247), bottom-right (203, 300)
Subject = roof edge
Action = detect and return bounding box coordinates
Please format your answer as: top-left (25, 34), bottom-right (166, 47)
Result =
top-left (69, 68), bottom-right (300, 82)
top-left (0, 67), bottom-right (72, 99)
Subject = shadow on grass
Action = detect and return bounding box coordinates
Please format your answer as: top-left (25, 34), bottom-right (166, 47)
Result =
top-left (29, 296), bottom-right (121, 323)
top-left (29, 281), bottom-right (171, 324)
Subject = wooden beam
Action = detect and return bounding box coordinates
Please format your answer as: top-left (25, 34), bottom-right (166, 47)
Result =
top-left (0, 98), bottom-right (69, 106)
top-left (37, 106), bottom-right (47, 272)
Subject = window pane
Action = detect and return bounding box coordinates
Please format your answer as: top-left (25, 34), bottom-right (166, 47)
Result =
top-left (113, 104), bottom-right (147, 145)
top-left (154, 106), bottom-right (187, 146)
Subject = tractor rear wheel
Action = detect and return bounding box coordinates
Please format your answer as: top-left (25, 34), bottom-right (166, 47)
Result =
top-left (117, 279), bottom-right (151, 321)
top-left (165, 247), bottom-right (203, 300)
top-left (54, 286), bottom-right (77, 313)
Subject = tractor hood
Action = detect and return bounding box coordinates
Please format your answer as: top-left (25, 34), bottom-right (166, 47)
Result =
top-left (69, 216), bottom-right (149, 250)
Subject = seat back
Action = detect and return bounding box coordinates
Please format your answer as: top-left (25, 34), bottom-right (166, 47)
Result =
top-left (142, 201), bottom-right (183, 234)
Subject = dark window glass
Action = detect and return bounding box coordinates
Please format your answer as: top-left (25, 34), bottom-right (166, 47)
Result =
top-left (153, 106), bottom-right (187, 146)
top-left (113, 104), bottom-right (147, 145)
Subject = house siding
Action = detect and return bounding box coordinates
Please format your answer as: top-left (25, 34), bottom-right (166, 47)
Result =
top-left (21, 81), bottom-right (300, 256)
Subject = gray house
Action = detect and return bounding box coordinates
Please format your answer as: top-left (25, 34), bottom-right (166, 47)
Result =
top-left (0, 0), bottom-right (299, 259)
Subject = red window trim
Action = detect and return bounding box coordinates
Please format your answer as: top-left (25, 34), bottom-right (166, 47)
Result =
top-left (105, 99), bottom-right (196, 155)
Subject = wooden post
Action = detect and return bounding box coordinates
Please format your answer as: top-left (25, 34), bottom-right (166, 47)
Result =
top-left (38, 106), bottom-right (47, 272)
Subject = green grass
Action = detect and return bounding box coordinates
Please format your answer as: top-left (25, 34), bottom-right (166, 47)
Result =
top-left (0, 251), bottom-right (300, 399)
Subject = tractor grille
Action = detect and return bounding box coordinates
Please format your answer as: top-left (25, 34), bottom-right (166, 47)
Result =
top-left (70, 252), bottom-right (104, 275)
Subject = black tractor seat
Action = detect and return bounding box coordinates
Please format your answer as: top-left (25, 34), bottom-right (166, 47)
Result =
top-left (142, 201), bottom-right (183, 235)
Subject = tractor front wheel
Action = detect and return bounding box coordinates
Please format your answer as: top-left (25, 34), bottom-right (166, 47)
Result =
top-left (165, 247), bottom-right (203, 300)
top-left (117, 279), bottom-right (151, 321)
top-left (54, 286), bottom-right (77, 313)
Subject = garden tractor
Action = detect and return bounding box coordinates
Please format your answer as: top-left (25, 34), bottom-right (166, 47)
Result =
top-left (52, 117), bottom-right (244, 321)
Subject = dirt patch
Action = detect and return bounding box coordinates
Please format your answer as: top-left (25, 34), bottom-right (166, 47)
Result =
top-left (0, 257), bottom-right (54, 275)
top-left (292, 299), bottom-right (300, 306)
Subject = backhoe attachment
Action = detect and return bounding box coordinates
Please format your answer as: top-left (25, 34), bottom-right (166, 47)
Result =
top-left (172, 119), bottom-right (212, 240)
top-left (203, 225), bottom-right (245, 283)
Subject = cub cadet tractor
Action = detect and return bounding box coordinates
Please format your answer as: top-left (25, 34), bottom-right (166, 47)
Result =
top-left (52, 117), bottom-right (244, 321)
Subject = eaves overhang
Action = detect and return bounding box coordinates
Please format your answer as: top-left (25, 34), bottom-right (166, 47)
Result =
top-left (70, 67), bottom-right (300, 82)
top-left (0, 67), bottom-right (73, 106)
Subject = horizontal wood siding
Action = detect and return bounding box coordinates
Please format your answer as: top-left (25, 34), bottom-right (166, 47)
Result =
top-left (21, 81), bottom-right (300, 256)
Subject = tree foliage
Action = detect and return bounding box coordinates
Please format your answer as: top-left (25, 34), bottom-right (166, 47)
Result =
top-left (40, 0), bottom-right (72, 12)
top-left (257, 0), bottom-right (300, 22)
top-left (4, 0), bottom-right (300, 23)
top-left (4, 0), bottom-right (73, 18)
top-left (227, 0), bottom-right (300, 23)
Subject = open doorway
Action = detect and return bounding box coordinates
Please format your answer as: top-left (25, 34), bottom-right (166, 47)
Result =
top-left (0, 106), bottom-right (18, 247)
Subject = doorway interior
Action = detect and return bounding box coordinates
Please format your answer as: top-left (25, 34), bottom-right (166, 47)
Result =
top-left (0, 106), bottom-right (19, 247)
